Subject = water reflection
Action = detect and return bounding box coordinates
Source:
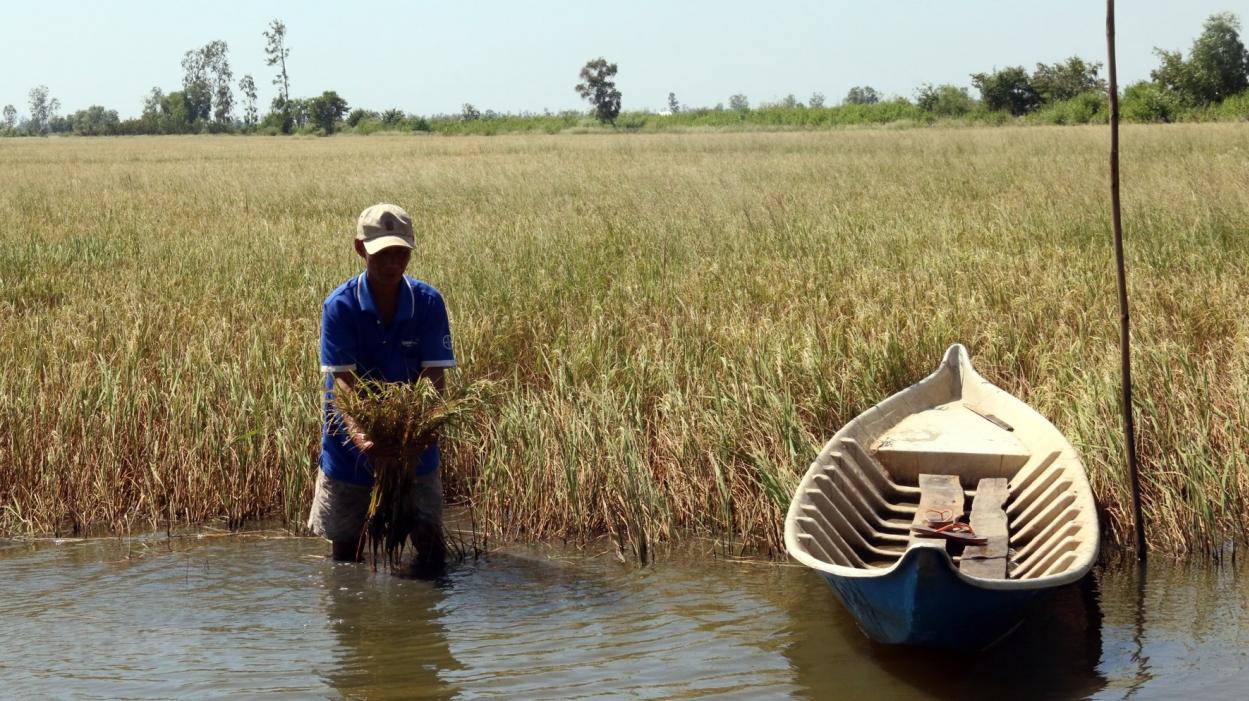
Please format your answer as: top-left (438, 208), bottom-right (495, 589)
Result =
top-left (432, 549), bottom-right (800, 699)
top-left (319, 564), bottom-right (461, 700)
top-left (1095, 556), bottom-right (1249, 698)
top-left (1125, 562), bottom-right (1153, 699)
top-left (779, 573), bottom-right (1106, 700)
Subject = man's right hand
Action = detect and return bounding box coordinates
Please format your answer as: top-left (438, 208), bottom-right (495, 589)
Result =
top-left (350, 430), bottom-right (401, 461)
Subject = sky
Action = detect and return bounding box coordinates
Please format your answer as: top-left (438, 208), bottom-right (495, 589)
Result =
top-left (1, 0), bottom-right (1247, 119)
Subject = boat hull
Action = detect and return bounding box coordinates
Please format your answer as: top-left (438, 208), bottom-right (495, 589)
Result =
top-left (821, 545), bottom-right (1042, 648)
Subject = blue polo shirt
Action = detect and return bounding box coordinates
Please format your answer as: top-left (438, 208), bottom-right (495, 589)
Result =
top-left (319, 273), bottom-right (456, 485)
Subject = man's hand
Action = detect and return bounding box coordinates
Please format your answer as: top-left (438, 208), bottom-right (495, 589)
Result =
top-left (349, 429), bottom-right (401, 461)
top-left (334, 370), bottom-right (440, 462)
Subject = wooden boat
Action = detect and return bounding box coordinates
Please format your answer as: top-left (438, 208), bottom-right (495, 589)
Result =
top-left (783, 344), bottom-right (1098, 648)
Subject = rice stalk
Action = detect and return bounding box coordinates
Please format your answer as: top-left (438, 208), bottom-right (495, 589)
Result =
top-left (1, 127), bottom-right (1247, 558)
top-left (335, 377), bottom-right (493, 569)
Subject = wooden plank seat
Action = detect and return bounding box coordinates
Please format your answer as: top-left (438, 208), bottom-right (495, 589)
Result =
top-left (960, 478), bottom-right (1010, 579)
top-left (908, 474), bottom-right (964, 548)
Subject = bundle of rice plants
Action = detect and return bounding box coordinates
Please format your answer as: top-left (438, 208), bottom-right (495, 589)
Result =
top-left (335, 376), bottom-right (491, 570)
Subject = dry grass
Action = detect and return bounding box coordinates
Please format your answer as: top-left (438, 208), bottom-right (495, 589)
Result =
top-left (1, 126), bottom-right (1246, 557)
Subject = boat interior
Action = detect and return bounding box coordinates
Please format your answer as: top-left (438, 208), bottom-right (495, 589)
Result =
top-left (789, 349), bottom-right (1097, 583)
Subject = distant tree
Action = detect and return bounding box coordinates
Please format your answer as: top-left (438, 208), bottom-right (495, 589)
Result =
top-left (2, 104), bottom-right (16, 132)
top-left (575, 58), bottom-right (622, 124)
top-left (179, 40), bottom-right (233, 127)
top-left (179, 82), bottom-right (211, 125)
top-left (205, 41), bottom-right (233, 124)
top-left (1188, 13), bottom-right (1249, 101)
top-left (69, 105), bottom-right (121, 135)
top-left (728, 93), bottom-right (749, 111)
top-left (147, 90), bottom-right (196, 133)
top-left (667, 91), bottom-right (680, 113)
top-left (843, 85), bottom-right (881, 105)
top-left (1032, 57), bottom-right (1106, 103)
top-left (346, 108), bottom-right (376, 127)
top-left (1152, 12), bottom-right (1249, 105)
top-left (308, 91), bottom-right (348, 134)
top-left (971, 66), bottom-right (1041, 115)
top-left (381, 108), bottom-right (405, 125)
top-left (288, 98), bottom-right (311, 129)
top-left (1151, 49), bottom-right (1193, 102)
top-left (261, 99), bottom-right (305, 131)
top-left (47, 115), bottom-right (72, 134)
top-left (140, 87), bottom-right (164, 131)
top-left (461, 103), bottom-right (481, 121)
top-left (264, 19), bottom-right (292, 131)
top-left (180, 47), bottom-right (211, 124)
top-left (27, 85), bottom-right (60, 135)
top-left (808, 92), bottom-right (825, 108)
top-left (915, 83), bottom-right (975, 116)
top-left (239, 74), bottom-right (258, 127)
top-left (780, 93), bottom-right (799, 108)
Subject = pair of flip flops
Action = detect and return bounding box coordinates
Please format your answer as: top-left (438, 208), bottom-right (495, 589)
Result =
top-left (911, 510), bottom-right (987, 546)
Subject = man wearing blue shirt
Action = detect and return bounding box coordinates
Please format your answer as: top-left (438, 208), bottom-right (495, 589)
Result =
top-left (308, 203), bottom-right (456, 568)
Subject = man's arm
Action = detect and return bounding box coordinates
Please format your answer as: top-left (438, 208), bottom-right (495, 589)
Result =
top-left (419, 367), bottom-right (445, 393)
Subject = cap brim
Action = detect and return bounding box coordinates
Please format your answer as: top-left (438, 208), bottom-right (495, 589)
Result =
top-left (360, 235), bottom-right (415, 254)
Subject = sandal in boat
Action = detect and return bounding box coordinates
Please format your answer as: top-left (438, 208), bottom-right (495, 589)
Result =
top-left (923, 509), bottom-right (956, 529)
top-left (912, 520), bottom-right (988, 546)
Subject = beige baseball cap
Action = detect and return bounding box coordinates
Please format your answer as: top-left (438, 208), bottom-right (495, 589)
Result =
top-left (356, 203), bottom-right (415, 254)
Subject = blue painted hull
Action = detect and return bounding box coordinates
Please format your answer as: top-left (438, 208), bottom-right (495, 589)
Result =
top-left (821, 546), bottom-right (1041, 648)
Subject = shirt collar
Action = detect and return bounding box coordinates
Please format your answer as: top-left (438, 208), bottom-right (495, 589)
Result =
top-left (355, 272), bottom-right (415, 322)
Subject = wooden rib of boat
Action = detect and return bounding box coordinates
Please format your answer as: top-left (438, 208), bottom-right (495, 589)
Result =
top-left (783, 344), bottom-right (1098, 648)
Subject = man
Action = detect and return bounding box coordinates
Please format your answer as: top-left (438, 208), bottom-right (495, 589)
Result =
top-left (308, 203), bottom-right (456, 569)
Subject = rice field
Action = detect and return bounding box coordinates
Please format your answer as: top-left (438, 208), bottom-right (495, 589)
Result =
top-left (1, 125), bottom-right (1246, 557)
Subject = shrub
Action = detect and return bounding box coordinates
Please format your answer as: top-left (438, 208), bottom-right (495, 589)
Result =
top-left (346, 108), bottom-right (377, 127)
top-left (617, 114), bottom-right (647, 131)
top-left (1212, 90), bottom-right (1249, 119)
top-left (1121, 81), bottom-right (1181, 123)
top-left (1030, 91), bottom-right (1108, 125)
top-left (916, 84), bottom-right (976, 117)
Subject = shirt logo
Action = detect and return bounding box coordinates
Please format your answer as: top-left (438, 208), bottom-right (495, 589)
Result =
top-left (442, 334), bottom-right (453, 350)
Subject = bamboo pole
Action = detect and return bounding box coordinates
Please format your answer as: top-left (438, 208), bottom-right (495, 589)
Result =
top-left (1106, 0), bottom-right (1147, 560)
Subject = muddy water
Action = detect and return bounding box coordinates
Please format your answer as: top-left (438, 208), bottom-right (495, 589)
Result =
top-left (0, 534), bottom-right (1245, 700)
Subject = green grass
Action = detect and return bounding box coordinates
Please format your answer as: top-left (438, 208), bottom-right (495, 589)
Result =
top-left (1, 125), bottom-right (1247, 557)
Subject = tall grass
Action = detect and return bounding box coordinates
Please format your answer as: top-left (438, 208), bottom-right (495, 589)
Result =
top-left (1, 126), bottom-right (1247, 557)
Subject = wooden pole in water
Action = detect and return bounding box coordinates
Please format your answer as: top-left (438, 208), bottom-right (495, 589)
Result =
top-left (1106, 0), bottom-right (1147, 561)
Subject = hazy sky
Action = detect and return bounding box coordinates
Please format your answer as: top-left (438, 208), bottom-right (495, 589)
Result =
top-left (1, 0), bottom-right (1246, 119)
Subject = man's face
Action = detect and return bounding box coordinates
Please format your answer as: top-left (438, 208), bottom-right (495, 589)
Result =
top-left (365, 245), bottom-right (411, 286)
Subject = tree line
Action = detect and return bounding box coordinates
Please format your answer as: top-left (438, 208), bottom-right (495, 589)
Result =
top-left (2, 13), bottom-right (1246, 138)
top-left (2, 19), bottom-right (348, 137)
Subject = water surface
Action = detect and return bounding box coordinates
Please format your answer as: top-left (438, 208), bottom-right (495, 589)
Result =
top-left (1, 534), bottom-right (1245, 699)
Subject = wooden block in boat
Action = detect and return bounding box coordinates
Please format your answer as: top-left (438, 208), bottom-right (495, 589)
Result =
top-left (960, 478), bottom-right (1010, 579)
top-left (873, 402), bottom-right (1031, 483)
top-left (908, 474), bottom-right (964, 548)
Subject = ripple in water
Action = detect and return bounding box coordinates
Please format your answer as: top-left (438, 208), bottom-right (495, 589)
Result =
top-left (1, 536), bottom-right (1247, 700)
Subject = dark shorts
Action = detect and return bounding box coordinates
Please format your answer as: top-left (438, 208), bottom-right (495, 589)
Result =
top-left (306, 469), bottom-right (444, 543)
